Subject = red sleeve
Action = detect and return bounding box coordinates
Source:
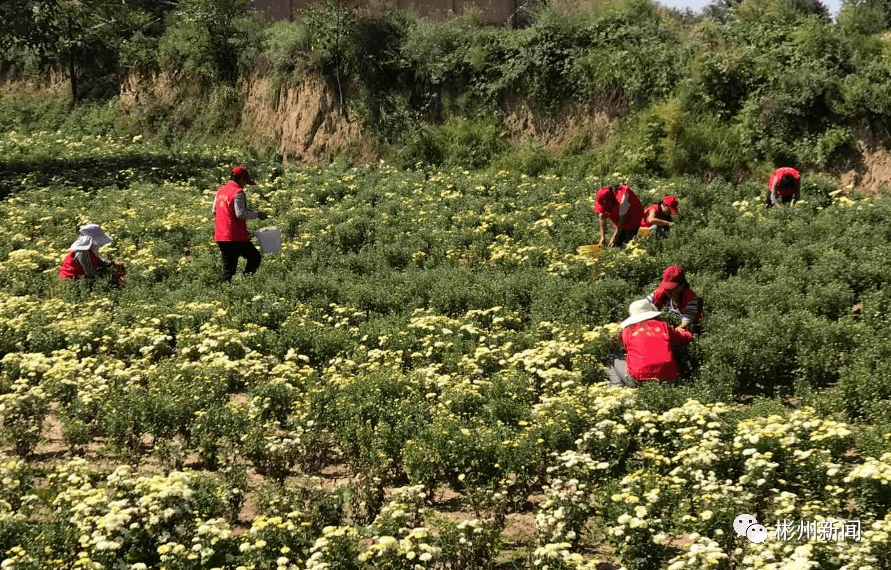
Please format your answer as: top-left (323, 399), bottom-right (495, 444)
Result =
top-left (668, 326), bottom-right (694, 346)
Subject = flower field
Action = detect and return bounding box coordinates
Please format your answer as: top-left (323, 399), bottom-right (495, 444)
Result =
top-left (1, 130), bottom-right (891, 570)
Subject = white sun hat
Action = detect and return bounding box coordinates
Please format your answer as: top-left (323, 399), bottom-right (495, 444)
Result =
top-left (620, 299), bottom-right (663, 328)
top-left (69, 224), bottom-right (113, 251)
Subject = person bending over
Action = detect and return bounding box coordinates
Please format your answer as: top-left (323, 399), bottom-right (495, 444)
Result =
top-left (647, 265), bottom-right (703, 332)
top-left (605, 299), bottom-right (694, 387)
top-left (593, 184), bottom-right (644, 249)
top-left (767, 167), bottom-right (800, 207)
top-left (59, 224), bottom-right (124, 287)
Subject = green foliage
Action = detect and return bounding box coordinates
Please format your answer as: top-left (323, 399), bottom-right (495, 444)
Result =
top-left (261, 21), bottom-right (311, 86)
top-left (2, 119), bottom-right (891, 568)
top-left (3, 0), bottom-right (159, 101)
top-left (157, 0), bottom-right (263, 86)
top-left (5, 0), bottom-right (891, 178)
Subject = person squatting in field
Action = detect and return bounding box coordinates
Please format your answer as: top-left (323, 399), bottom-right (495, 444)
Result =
top-left (58, 223), bottom-right (125, 287)
top-left (647, 265), bottom-right (704, 333)
top-left (213, 166), bottom-right (269, 282)
top-left (593, 184), bottom-right (645, 249)
top-left (766, 167), bottom-right (800, 207)
top-left (606, 299), bottom-right (694, 387)
top-left (642, 194), bottom-right (679, 238)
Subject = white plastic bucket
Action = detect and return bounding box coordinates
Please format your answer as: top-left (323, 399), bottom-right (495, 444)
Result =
top-left (256, 226), bottom-right (282, 253)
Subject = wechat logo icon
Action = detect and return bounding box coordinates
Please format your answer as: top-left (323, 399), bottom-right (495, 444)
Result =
top-left (734, 513), bottom-right (768, 543)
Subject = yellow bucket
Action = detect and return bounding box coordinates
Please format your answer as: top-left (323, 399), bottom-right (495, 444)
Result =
top-left (639, 227), bottom-right (652, 237)
top-left (577, 244), bottom-right (601, 256)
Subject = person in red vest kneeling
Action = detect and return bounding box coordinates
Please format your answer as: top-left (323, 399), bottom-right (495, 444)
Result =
top-left (766, 167), bottom-right (800, 207)
top-left (59, 224), bottom-right (125, 287)
top-left (642, 195), bottom-right (679, 238)
top-left (605, 299), bottom-right (694, 387)
top-left (647, 265), bottom-right (703, 333)
top-left (213, 166), bottom-right (269, 282)
top-left (593, 184), bottom-right (644, 249)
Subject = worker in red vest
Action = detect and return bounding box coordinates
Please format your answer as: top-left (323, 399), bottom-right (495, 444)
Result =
top-left (605, 299), bottom-right (694, 387)
top-left (213, 166), bottom-right (269, 282)
top-left (58, 223), bottom-right (125, 287)
top-left (766, 167), bottom-right (800, 207)
top-left (647, 265), bottom-right (703, 332)
top-left (642, 195), bottom-right (679, 237)
top-left (593, 184), bottom-right (645, 249)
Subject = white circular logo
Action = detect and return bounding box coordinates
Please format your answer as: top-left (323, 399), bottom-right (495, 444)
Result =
top-left (733, 513), bottom-right (758, 537)
top-left (747, 523), bottom-right (769, 544)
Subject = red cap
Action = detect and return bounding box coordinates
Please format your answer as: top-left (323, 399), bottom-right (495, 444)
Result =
top-left (660, 265), bottom-right (686, 290)
top-left (594, 187), bottom-right (616, 214)
top-left (663, 195), bottom-right (679, 215)
top-left (231, 166), bottom-right (255, 186)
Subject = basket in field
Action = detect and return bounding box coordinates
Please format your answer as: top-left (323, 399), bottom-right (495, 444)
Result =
top-left (577, 244), bottom-right (602, 256)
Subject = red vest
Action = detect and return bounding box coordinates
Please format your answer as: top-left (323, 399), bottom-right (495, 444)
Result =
top-left (59, 250), bottom-right (99, 279)
top-left (622, 319), bottom-right (693, 381)
top-left (769, 167), bottom-right (800, 198)
top-left (642, 203), bottom-right (671, 227)
top-left (214, 181), bottom-right (249, 242)
top-left (605, 186), bottom-right (645, 230)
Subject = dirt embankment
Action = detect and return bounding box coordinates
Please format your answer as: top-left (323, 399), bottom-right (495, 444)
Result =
top-left (118, 71), bottom-right (375, 164)
top-left (501, 93), bottom-right (625, 152)
top-left (240, 75), bottom-right (375, 164)
top-left (0, 70), bottom-right (69, 96)
top-left (119, 71), bottom-right (627, 164)
top-left (835, 123), bottom-right (891, 194)
top-left (11, 70), bottom-right (891, 191)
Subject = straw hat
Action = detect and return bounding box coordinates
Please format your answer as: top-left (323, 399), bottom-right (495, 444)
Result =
top-left (69, 224), bottom-right (112, 251)
top-left (620, 299), bottom-right (663, 328)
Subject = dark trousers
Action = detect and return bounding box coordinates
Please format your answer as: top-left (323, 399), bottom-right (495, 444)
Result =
top-left (614, 227), bottom-right (640, 248)
top-left (651, 225), bottom-right (671, 239)
top-left (217, 241), bottom-right (262, 282)
top-left (766, 193), bottom-right (794, 207)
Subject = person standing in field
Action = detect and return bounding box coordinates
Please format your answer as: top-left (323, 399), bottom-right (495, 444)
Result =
top-left (593, 184), bottom-right (645, 249)
top-left (766, 167), bottom-right (800, 207)
top-left (58, 223), bottom-right (125, 287)
top-left (646, 265), bottom-right (704, 332)
top-left (605, 299), bottom-right (694, 387)
top-left (213, 166), bottom-right (269, 282)
top-left (642, 195), bottom-right (679, 237)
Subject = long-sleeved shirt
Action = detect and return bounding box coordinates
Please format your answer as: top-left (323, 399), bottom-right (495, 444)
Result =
top-left (769, 167), bottom-right (801, 205)
top-left (73, 250), bottom-right (108, 282)
top-left (212, 191), bottom-right (258, 220)
top-left (647, 286), bottom-right (703, 325)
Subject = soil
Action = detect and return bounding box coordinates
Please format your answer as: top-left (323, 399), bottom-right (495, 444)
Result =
top-left (10, 412), bottom-right (649, 568)
top-left (12, 71), bottom-right (891, 194)
top-left (830, 122), bottom-right (891, 195)
top-left (240, 75), bottom-right (376, 165)
top-left (0, 71), bottom-right (68, 96)
top-left (502, 95), bottom-right (622, 152)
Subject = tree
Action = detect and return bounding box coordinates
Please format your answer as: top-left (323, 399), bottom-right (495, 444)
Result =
top-left (705, 0), bottom-right (830, 23)
top-left (155, 0), bottom-right (264, 87)
top-left (840, 0), bottom-right (891, 32)
top-left (2, 0), bottom-right (154, 102)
